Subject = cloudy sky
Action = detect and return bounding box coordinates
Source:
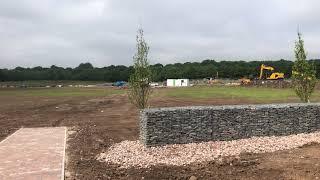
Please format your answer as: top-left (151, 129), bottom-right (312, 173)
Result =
top-left (1, 0), bottom-right (320, 68)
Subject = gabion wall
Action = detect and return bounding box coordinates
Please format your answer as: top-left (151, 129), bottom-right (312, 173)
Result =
top-left (140, 103), bottom-right (320, 146)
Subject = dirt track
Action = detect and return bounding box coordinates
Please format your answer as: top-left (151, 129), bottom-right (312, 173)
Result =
top-left (1, 92), bottom-right (320, 179)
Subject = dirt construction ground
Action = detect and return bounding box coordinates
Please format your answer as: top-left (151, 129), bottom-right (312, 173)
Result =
top-left (1, 89), bottom-right (320, 180)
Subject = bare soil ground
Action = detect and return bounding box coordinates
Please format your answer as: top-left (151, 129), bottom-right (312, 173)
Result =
top-left (1, 90), bottom-right (320, 179)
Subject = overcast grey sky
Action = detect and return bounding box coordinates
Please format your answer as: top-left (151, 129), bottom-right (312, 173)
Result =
top-left (1, 0), bottom-right (320, 68)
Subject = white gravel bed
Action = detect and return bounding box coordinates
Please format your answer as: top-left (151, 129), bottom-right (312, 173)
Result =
top-left (98, 132), bottom-right (320, 169)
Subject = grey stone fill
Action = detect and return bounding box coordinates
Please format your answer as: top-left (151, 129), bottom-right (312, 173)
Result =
top-left (140, 103), bottom-right (320, 146)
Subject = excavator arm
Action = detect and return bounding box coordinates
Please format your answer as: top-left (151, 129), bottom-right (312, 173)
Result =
top-left (259, 64), bottom-right (275, 79)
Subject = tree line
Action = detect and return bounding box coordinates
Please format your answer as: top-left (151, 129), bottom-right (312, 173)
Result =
top-left (1, 59), bottom-right (320, 82)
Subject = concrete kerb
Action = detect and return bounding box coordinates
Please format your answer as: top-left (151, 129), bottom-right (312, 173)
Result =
top-left (61, 127), bottom-right (67, 180)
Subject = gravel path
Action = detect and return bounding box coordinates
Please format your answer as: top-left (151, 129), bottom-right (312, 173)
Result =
top-left (98, 132), bottom-right (320, 168)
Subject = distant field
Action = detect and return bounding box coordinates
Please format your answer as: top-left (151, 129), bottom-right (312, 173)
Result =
top-left (1, 85), bottom-right (320, 103)
top-left (0, 87), bottom-right (124, 97)
top-left (0, 80), bottom-right (106, 87)
top-left (160, 86), bottom-right (320, 103)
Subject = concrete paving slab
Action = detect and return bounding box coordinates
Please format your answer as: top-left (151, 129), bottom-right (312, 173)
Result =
top-left (0, 127), bottom-right (66, 180)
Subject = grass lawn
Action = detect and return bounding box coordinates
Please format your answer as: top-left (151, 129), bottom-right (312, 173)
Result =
top-left (0, 87), bottom-right (125, 97)
top-left (0, 80), bottom-right (105, 87)
top-left (161, 86), bottom-right (320, 103)
top-left (2, 85), bottom-right (320, 103)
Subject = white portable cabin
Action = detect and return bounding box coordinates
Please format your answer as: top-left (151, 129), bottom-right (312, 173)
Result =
top-left (166, 79), bottom-right (189, 87)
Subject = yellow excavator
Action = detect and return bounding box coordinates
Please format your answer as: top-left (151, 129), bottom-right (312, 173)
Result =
top-left (259, 64), bottom-right (284, 80)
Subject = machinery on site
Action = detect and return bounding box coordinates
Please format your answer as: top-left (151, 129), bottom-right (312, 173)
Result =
top-left (292, 71), bottom-right (314, 80)
top-left (239, 78), bottom-right (251, 85)
top-left (205, 77), bottom-right (220, 85)
top-left (240, 64), bottom-right (285, 86)
top-left (112, 81), bottom-right (126, 87)
top-left (259, 64), bottom-right (284, 80)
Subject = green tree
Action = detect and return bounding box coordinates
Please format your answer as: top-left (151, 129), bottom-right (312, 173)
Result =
top-left (128, 28), bottom-right (152, 109)
top-left (292, 32), bottom-right (316, 103)
top-left (0, 69), bottom-right (6, 81)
